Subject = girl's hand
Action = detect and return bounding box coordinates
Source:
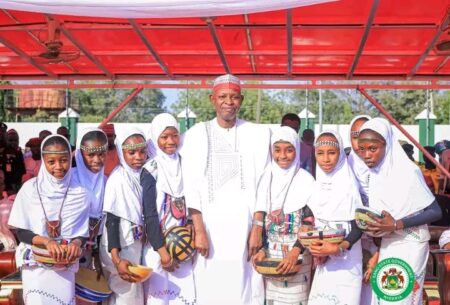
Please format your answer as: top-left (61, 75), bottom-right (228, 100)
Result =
top-left (115, 259), bottom-right (139, 283)
top-left (65, 241), bottom-right (82, 262)
top-left (159, 249), bottom-right (179, 272)
top-left (194, 230), bottom-right (209, 258)
top-left (46, 239), bottom-right (66, 262)
top-left (248, 226), bottom-right (263, 261)
top-left (276, 248), bottom-right (301, 275)
top-left (366, 210), bottom-right (396, 235)
top-left (251, 250), bottom-right (266, 269)
top-left (363, 251), bottom-right (380, 283)
top-left (309, 240), bottom-right (340, 257)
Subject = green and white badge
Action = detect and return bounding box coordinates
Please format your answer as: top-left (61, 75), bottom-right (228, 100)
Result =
top-left (371, 258), bottom-right (415, 302)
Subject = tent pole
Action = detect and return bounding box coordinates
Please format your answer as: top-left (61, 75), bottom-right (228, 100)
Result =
top-left (98, 87), bottom-right (143, 128)
top-left (358, 87), bottom-right (450, 179)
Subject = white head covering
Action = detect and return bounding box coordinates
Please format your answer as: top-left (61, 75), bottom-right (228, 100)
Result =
top-left (145, 113), bottom-right (183, 197)
top-left (8, 134), bottom-right (89, 239)
top-left (360, 118), bottom-right (434, 219)
top-left (255, 126), bottom-right (314, 214)
top-left (347, 115), bottom-right (371, 200)
top-left (75, 127), bottom-right (107, 218)
top-left (308, 130), bottom-right (362, 221)
top-left (103, 127), bottom-right (147, 225)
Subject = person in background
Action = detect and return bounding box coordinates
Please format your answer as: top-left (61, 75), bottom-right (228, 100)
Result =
top-left (6, 129), bottom-right (20, 151)
top-left (401, 142), bottom-right (415, 162)
top-left (420, 146), bottom-right (441, 194)
top-left (281, 113), bottom-right (301, 133)
top-left (0, 169), bottom-right (16, 251)
top-left (301, 128), bottom-right (316, 177)
top-left (435, 140), bottom-right (450, 193)
top-left (39, 130), bottom-right (52, 140)
top-left (22, 137), bottom-right (42, 183)
top-left (57, 126), bottom-right (76, 167)
top-left (281, 113), bottom-right (316, 176)
top-left (100, 123), bottom-right (120, 177)
top-left (57, 126), bottom-right (75, 152)
top-left (0, 127), bottom-right (25, 194)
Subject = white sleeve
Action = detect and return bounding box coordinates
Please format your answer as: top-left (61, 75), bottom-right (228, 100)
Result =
top-left (180, 123), bottom-right (208, 212)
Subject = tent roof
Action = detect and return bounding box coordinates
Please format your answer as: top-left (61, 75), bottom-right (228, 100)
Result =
top-left (0, 0), bottom-right (449, 84)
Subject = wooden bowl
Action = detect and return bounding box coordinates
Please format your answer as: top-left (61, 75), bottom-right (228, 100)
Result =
top-left (254, 257), bottom-right (302, 281)
top-left (355, 207), bottom-right (387, 237)
top-left (128, 265), bottom-right (152, 282)
top-left (298, 229), bottom-right (346, 248)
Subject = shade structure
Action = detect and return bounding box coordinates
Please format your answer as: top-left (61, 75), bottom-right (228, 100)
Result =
top-left (0, 0), bottom-right (448, 82)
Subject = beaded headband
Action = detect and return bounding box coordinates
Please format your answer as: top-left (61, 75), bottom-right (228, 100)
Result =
top-left (350, 131), bottom-right (360, 138)
top-left (42, 150), bottom-right (69, 155)
top-left (80, 144), bottom-right (108, 154)
top-left (121, 142), bottom-right (147, 150)
top-left (315, 140), bottom-right (340, 148)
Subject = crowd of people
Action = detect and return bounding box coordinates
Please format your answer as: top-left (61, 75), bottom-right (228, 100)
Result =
top-left (0, 73), bottom-right (449, 305)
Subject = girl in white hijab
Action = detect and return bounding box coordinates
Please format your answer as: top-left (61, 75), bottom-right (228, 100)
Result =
top-left (251, 126), bottom-right (315, 305)
top-left (347, 115), bottom-right (379, 305)
top-left (74, 128), bottom-right (108, 280)
top-left (307, 130), bottom-right (363, 305)
top-left (141, 113), bottom-right (196, 305)
top-left (358, 118), bottom-right (441, 305)
top-left (8, 134), bottom-right (89, 305)
top-left (100, 127), bottom-right (148, 305)
top-left (347, 115), bottom-right (371, 204)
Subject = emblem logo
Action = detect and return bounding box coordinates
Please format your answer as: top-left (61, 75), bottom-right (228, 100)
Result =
top-left (371, 258), bottom-right (415, 302)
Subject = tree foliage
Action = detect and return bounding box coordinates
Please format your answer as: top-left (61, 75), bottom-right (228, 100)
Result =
top-left (72, 88), bottom-right (166, 123)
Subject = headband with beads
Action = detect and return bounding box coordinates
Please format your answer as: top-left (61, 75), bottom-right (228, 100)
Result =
top-left (121, 141), bottom-right (147, 150)
top-left (42, 150), bottom-right (70, 155)
top-left (315, 140), bottom-right (340, 148)
top-left (80, 144), bottom-right (108, 154)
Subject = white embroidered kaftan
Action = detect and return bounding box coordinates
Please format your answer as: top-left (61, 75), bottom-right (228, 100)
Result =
top-left (180, 118), bottom-right (270, 305)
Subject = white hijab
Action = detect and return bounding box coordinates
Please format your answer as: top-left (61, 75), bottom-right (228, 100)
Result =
top-left (347, 115), bottom-right (371, 199)
top-left (103, 127), bottom-right (147, 225)
top-left (8, 134), bottom-right (89, 239)
top-left (360, 118), bottom-right (434, 219)
top-left (255, 126), bottom-right (314, 214)
top-left (75, 127), bottom-right (107, 219)
top-left (144, 113), bottom-right (183, 197)
top-left (308, 130), bottom-right (362, 221)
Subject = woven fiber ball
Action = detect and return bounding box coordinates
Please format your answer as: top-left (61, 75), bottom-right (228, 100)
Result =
top-left (164, 226), bottom-right (196, 262)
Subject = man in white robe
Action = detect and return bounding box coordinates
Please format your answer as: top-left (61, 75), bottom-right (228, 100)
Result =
top-left (180, 74), bottom-right (270, 305)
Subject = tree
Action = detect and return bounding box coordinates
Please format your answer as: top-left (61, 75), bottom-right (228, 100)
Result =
top-left (434, 90), bottom-right (450, 124)
top-left (0, 81), bottom-right (14, 122)
top-left (368, 89), bottom-right (427, 124)
top-left (73, 88), bottom-right (166, 123)
top-left (272, 89), bottom-right (378, 124)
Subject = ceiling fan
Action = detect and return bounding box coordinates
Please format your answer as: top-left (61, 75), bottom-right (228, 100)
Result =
top-left (33, 18), bottom-right (80, 64)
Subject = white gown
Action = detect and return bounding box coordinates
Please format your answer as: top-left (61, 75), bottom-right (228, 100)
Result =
top-left (180, 119), bottom-right (270, 305)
